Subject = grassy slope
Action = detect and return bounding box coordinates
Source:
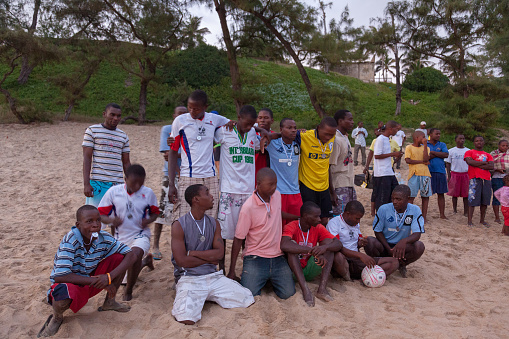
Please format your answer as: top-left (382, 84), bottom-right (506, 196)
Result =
top-left (1, 56), bottom-right (447, 143)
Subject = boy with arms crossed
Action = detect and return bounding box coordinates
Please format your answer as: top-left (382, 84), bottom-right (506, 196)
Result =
top-left (327, 201), bottom-right (399, 280)
top-left (404, 131), bottom-right (431, 222)
top-left (445, 134), bottom-right (470, 215)
top-left (99, 164), bottom-right (159, 301)
top-left (39, 205), bottom-right (136, 337)
top-left (171, 184), bottom-right (254, 325)
top-left (427, 128), bottom-right (449, 219)
top-left (281, 202), bottom-right (343, 307)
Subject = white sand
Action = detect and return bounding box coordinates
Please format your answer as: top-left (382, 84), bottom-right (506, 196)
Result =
top-left (1, 122), bottom-right (508, 338)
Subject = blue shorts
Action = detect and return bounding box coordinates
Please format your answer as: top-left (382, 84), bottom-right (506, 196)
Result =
top-left (240, 255), bottom-right (295, 300)
top-left (468, 178), bottom-right (492, 207)
top-left (85, 180), bottom-right (121, 207)
top-left (408, 175), bottom-right (432, 198)
top-left (492, 178), bottom-right (504, 206)
top-left (430, 172), bottom-right (448, 194)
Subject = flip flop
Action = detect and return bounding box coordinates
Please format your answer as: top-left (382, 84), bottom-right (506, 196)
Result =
top-left (37, 314), bottom-right (61, 338)
top-left (152, 251), bottom-right (162, 260)
top-left (482, 222), bottom-right (490, 228)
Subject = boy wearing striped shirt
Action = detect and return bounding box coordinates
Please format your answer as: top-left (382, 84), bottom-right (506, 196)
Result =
top-left (82, 103), bottom-right (131, 207)
top-left (39, 205), bottom-right (137, 337)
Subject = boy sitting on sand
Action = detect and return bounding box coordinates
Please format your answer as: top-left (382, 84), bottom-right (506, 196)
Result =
top-left (280, 201), bottom-right (342, 307)
top-left (404, 131), bottom-right (431, 222)
top-left (171, 184), bottom-right (254, 325)
top-left (38, 205), bottom-right (137, 337)
top-left (327, 201), bottom-right (399, 280)
top-left (99, 164), bottom-right (160, 301)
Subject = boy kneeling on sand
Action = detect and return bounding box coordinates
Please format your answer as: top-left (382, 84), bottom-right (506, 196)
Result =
top-left (38, 205), bottom-right (137, 337)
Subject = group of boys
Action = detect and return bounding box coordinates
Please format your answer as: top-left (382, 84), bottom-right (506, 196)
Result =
top-left (38, 92), bottom-right (427, 337)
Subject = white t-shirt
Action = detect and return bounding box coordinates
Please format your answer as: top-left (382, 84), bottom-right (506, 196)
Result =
top-left (391, 130), bottom-right (406, 147)
top-left (170, 112), bottom-right (229, 178)
top-left (445, 147), bottom-right (469, 173)
top-left (326, 214), bottom-right (362, 252)
top-left (214, 126), bottom-right (260, 194)
top-left (415, 128), bottom-right (428, 139)
top-left (351, 127), bottom-right (368, 147)
top-left (98, 184), bottom-right (159, 244)
top-left (82, 124), bottom-right (130, 183)
top-left (373, 135), bottom-right (395, 177)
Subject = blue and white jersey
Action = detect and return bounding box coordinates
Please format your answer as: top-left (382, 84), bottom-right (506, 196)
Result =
top-left (373, 203), bottom-right (425, 245)
top-left (266, 136), bottom-right (301, 194)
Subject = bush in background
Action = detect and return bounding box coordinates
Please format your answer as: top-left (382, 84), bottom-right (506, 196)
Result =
top-left (403, 67), bottom-right (449, 93)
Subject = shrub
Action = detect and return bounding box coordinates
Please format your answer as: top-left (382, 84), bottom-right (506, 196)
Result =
top-left (403, 67), bottom-right (450, 92)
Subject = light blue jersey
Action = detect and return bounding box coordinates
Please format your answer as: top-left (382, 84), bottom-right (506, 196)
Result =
top-left (373, 203), bottom-right (425, 245)
top-left (266, 137), bottom-right (301, 194)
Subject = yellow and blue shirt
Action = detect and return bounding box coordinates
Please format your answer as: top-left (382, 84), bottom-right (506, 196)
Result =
top-left (298, 130), bottom-right (335, 192)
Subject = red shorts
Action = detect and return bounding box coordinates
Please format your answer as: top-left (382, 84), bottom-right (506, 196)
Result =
top-left (281, 193), bottom-right (303, 225)
top-left (447, 171), bottom-right (469, 198)
top-left (47, 253), bottom-right (124, 313)
top-left (502, 206), bottom-right (509, 227)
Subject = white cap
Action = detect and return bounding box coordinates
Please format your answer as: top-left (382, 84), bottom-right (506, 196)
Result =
top-left (420, 121), bottom-right (426, 125)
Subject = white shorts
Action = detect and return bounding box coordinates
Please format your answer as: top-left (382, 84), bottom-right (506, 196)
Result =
top-left (155, 176), bottom-right (178, 225)
top-left (217, 192), bottom-right (251, 240)
top-left (172, 270), bottom-right (254, 323)
top-left (124, 234), bottom-right (151, 257)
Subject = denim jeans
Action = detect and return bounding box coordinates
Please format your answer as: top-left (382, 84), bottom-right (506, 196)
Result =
top-left (240, 255), bottom-right (296, 299)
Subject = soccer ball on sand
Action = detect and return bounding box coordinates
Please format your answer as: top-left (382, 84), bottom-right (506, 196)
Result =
top-left (361, 265), bottom-right (386, 288)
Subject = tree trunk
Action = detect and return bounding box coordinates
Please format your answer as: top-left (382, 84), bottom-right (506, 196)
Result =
top-left (0, 88), bottom-right (26, 124)
top-left (251, 12), bottom-right (326, 118)
top-left (215, 0), bottom-right (243, 113)
top-left (138, 78), bottom-right (148, 125)
top-left (394, 46), bottom-right (402, 116)
top-left (17, 0), bottom-right (41, 85)
top-left (63, 101), bottom-right (75, 121)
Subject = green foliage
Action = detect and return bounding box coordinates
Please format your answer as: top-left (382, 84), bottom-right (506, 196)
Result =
top-left (162, 44), bottom-right (230, 88)
top-left (403, 67), bottom-right (449, 92)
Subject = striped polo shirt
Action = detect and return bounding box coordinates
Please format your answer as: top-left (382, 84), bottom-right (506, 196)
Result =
top-left (82, 124), bottom-right (130, 183)
top-left (50, 227), bottom-right (131, 283)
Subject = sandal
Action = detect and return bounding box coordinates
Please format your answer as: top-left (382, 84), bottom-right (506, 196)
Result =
top-left (152, 251), bottom-right (162, 260)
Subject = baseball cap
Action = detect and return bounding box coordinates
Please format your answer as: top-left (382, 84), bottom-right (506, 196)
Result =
top-left (420, 121), bottom-right (426, 125)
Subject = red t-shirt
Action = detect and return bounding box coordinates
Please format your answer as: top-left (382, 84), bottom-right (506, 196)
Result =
top-left (464, 149), bottom-right (493, 180)
top-left (282, 220), bottom-right (335, 268)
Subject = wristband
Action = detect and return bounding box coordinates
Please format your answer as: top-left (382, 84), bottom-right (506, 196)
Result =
top-left (107, 273), bottom-right (111, 285)
top-left (187, 250), bottom-right (190, 256)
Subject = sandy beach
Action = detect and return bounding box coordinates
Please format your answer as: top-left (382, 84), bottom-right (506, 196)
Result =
top-left (1, 121), bottom-right (508, 338)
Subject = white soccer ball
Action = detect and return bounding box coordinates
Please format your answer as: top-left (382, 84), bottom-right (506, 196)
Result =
top-left (361, 265), bottom-right (386, 288)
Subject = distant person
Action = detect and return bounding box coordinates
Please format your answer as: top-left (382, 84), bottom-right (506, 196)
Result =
top-left (327, 201), bottom-right (399, 280)
top-left (464, 136), bottom-right (494, 227)
top-left (427, 128), bottom-right (449, 219)
top-left (445, 134), bottom-right (470, 215)
top-left (330, 110), bottom-right (356, 216)
top-left (404, 131), bottom-right (431, 222)
top-left (228, 168), bottom-right (296, 300)
top-left (167, 90), bottom-right (229, 222)
top-left (255, 108), bottom-right (274, 175)
top-left (490, 140), bottom-right (509, 224)
top-left (99, 164), bottom-right (159, 301)
top-left (152, 106), bottom-right (186, 261)
top-left (266, 118), bottom-right (302, 225)
top-left (392, 125), bottom-right (406, 170)
top-left (373, 120), bottom-right (404, 211)
top-left (365, 185), bottom-right (426, 277)
top-left (171, 184), bottom-right (254, 325)
top-left (281, 202), bottom-right (342, 306)
top-left (82, 103), bottom-right (131, 207)
top-left (415, 121), bottom-right (428, 139)
top-left (352, 121), bottom-right (368, 166)
top-left (214, 105), bottom-right (260, 271)
top-left (39, 205), bottom-right (136, 337)
top-left (493, 175), bottom-right (509, 236)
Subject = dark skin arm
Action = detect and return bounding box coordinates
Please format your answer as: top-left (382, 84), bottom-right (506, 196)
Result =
top-left (188, 220), bottom-right (224, 262)
top-left (446, 162), bottom-right (452, 181)
top-left (83, 147), bottom-right (94, 197)
top-left (429, 151), bottom-right (448, 159)
top-left (392, 232), bottom-right (421, 260)
top-left (465, 157), bottom-right (494, 170)
top-left (340, 247), bottom-right (376, 267)
top-left (280, 237), bottom-right (341, 267)
top-left (282, 211), bottom-right (299, 221)
top-left (166, 148), bottom-right (179, 203)
top-left (53, 250), bottom-right (137, 290)
top-left (121, 152), bottom-right (131, 175)
top-left (171, 220), bottom-right (222, 268)
top-left (405, 143), bottom-right (429, 165)
top-left (329, 167), bottom-right (339, 206)
top-left (227, 237), bottom-right (244, 280)
top-left (363, 149), bottom-right (374, 174)
top-left (375, 151), bottom-right (403, 159)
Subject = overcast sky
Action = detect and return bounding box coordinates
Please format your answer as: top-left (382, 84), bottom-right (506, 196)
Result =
top-left (189, 0), bottom-right (392, 45)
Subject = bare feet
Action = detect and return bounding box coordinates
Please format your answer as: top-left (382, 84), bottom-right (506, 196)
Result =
top-left (37, 315), bottom-right (63, 338)
top-left (467, 223), bottom-right (474, 227)
top-left (440, 215), bottom-right (448, 220)
top-left (399, 265), bottom-right (407, 278)
top-left (99, 299), bottom-right (131, 312)
top-left (495, 219), bottom-right (502, 224)
top-left (123, 291), bottom-right (133, 301)
top-left (315, 290), bottom-right (334, 302)
top-left (142, 253), bottom-right (154, 271)
top-left (303, 287), bottom-right (315, 307)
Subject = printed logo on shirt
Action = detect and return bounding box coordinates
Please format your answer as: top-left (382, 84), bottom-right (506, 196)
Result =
top-left (198, 126), bottom-right (206, 136)
top-left (387, 216), bottom-right (395, 223)
top-left (404, 216), bottom-right (413, 225)
top-left (294, 145), bottom-right (300, 155)
top-left (229, 146), bottom-right (255, 164)
top-left (329, 142), bottom-right (333, 151)
top-left (308, 153), bottom-right (330, 159)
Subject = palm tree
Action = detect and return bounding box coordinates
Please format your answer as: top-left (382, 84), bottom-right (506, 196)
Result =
top-left (183, 16), bottom-right (210, 49)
